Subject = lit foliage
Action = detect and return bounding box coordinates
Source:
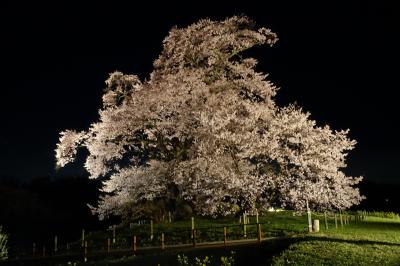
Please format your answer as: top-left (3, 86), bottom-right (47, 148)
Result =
top-left (0, 226), bottom-right (8, 261)
top-left (55, 16), bottom-right (363, 219)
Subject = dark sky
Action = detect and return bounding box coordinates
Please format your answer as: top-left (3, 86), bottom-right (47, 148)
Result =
top-left (1, 1), bottom-right (399, 184)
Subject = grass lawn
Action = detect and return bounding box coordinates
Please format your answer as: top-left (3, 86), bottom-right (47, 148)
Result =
top-left (271, 216), bottom-right (400, 266)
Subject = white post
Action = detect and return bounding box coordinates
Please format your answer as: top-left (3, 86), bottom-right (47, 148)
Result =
top-left (54, 235), bottom-right (58, 253)
top-left (306, 200), bottom-right (312, 233)
top-left (313, 219), bottom-right (320, 232)
top-left (150, 219), bottom-right (154, 240)
top-left (256, 210), bottom-right (259, 224)
top-left (168, 211), bottom-right (172, 223)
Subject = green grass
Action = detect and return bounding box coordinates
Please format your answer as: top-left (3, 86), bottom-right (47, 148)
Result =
top-left (271, 216), bottom-right (400, 266)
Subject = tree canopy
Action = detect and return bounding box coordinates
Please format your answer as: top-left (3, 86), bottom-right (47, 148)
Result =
top-left (56, 16), bottom-right (363, 220)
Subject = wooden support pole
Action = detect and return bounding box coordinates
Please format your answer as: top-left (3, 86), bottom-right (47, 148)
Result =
top-left (191, 217), bottom-right (194, 239)
top-left (161, 233), bottom-right (165, 250)
top-left (243, 213), bottom-right (247, 238)
top-left (113, 225), bottom-right (116, 244)
top-left (306, 200), bottom-right (312, 233)
top-left (192, 229), bottom-right (196, 247)
top-left (84, 240), bottom-right (88, 262)
top-left (324, 212), bottom-right (328, 230)
top-left (257, 223), bottom-right (262, 244)
top-left (223, 227), bottom-right (227, 246)
top-left (82, 229), bottom-right (85, 248)
top-left (334, 214), bottom-right (338, 229)
top-left (168, 211), bottom-right (172, 223)
top-left (132, 235), bottom-right (137, 256)
top-left (340, 212), bottom-right (343, 227)
top-left (54, 235), bottom-right (58, 253)
top-left (256, 210), bottom-right (259, 224)
top-left (150, 219), bottom-right (154, 240)
top-left (107, 238), bottom-right (111, 254)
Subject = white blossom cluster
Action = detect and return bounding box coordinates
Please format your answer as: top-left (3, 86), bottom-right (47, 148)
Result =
top-left (56, 16), bottom-right (363, 219)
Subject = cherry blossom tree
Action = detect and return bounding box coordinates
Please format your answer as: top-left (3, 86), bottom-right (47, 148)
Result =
top-left (56, 16), bottom-right (363, 220)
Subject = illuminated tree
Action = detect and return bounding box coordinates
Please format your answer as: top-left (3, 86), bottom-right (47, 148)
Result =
top-left (56, 16), bottom-right (362, 219)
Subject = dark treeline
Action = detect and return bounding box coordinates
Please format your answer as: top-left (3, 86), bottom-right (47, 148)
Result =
top-left (0, 176), bottom-right (399, 254)
top-left (0, 175), bottom-right (104, 254)
top-left (356, 181), bottom-right (400, 213)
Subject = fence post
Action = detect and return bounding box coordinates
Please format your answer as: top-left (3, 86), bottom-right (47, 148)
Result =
top-left (132, 235), bottom-right (137, 256)
top-left (324, 212), bottom-right (328, 230)
top-left (223, 227), bottom-right (227, 246)
top-left (32, 242), bottom-right (36, 256)
top-left (192, 229), bottom-right (196, 247)
top-left (107, 238), bottom-right (111, 254)
top-left (161, 233), bottom-right (165, 250)
top-left (42, 245), bottom-right (46, 257)
top-left (168, 212), bottom-right (172, 223)
top-left (54, 235), bottom-right (58, 253)
top-left (257, 223), bottom-right (262, 244)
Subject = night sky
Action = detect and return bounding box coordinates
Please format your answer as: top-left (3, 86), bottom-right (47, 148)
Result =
top-left (1, 1), bottom-right (399, 184)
